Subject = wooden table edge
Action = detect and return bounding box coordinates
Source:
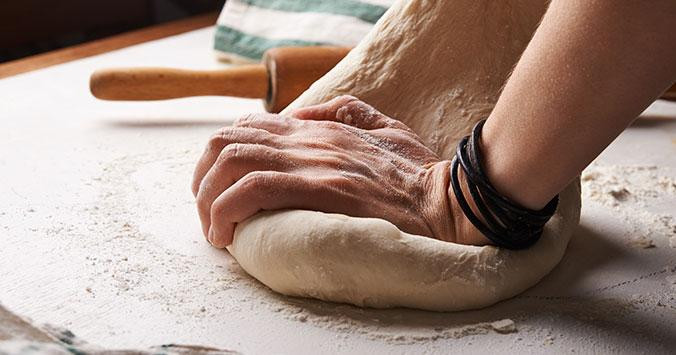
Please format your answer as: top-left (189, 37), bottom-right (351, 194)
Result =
top-left (0, 12), bottom-right (219, 80)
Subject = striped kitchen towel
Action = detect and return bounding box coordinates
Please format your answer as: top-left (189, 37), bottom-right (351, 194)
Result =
top-left (214, 0), bottom-right (394, 63)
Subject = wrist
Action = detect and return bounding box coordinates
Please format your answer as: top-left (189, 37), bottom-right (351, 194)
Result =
top-left (424, 160), bottom-right (490, 246)
top-left (422, 160), bottom-right (455, 242)
top-left (449, 119), bottom-right (558, 249)
top-left (445, 167), bottom-right (493, 246)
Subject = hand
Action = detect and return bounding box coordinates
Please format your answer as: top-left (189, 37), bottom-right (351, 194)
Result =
top-left (192, 96), bottom-right (487, 248)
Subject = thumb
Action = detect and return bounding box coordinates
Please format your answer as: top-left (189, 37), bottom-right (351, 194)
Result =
top-left (290, 95), bottom-right (359, 121)
top-left (291, 95), bottom-right (406, 130)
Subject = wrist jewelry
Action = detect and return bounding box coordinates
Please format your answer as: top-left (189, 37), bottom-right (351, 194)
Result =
top-left (450, 120), bottom-right (558, 249)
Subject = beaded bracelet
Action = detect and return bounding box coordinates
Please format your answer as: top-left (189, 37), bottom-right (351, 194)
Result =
top-left (450, 120), bottom-right (558, 249)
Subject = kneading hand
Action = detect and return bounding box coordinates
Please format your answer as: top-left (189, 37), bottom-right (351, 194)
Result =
top-left (192, 96), bottom-right (482, 248)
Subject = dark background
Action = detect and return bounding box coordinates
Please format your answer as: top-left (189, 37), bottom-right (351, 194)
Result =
top-left (0, 0), bottom-right (226, 63)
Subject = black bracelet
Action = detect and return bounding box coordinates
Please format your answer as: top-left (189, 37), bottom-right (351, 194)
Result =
top-left (450, 120), bottom-right (558, 249)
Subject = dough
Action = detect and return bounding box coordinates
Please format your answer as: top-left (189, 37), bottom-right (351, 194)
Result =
top-left (227, 0), bottom-right (582, 312)
top-left (230, 186), bottom-right (578, 311)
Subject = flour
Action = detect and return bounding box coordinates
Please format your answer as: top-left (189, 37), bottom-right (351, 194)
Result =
top-left (582, 165), bottom-right (676, 207)
top-left (629, 236), bottom-right (656, 249)
top-left (256, 290), bottom-right (652, 346)
top-left (581, 164), bottom-right (676, 248)
top-left (273, 303), bottom-right (511, 344)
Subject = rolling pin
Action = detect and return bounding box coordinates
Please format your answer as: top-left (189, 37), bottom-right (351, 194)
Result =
top-left (89, 46), bottom-right (351, 113)
top-left (91, 46), bottom-right (676, 111)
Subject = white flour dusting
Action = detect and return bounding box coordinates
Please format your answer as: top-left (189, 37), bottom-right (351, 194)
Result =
top-left (581, 164), bottom-right (676, 248)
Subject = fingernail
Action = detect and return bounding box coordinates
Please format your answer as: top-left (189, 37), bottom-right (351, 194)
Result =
top-left (207, 228), bottom-right (214, 245)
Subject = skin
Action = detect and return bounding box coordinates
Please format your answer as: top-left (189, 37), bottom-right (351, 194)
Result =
top-left (193, 0), bottom-right (676, 248)
top-left (192, 97), bottom-right (471, 247)
top-left (483, 0), bottom-right (676, 210)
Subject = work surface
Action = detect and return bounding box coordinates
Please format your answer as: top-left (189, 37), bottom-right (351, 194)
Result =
top-left (1, 28), bottom-right (675, 354)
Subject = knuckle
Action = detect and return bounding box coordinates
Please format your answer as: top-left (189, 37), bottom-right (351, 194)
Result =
top-left (311, 120), bottom-right (342, 131)
top-left (320, 155), bottom-right (345, 168)
top-left (196, 191), bottom-right (212, 212)
top-left (388, 119), bottom-right (409, 130)
top-left (240, 171), bottom-right (273, 190)
top-left (334, 94), bottom-right (359, 105)
top-left (339, 101), bottom-right (382, 127)
top-left (342, 99), bottom-right (364, 113)
top-left (378, 127), bottom-right (406, 137)
top-left (337, 101), bottom-right (364, 120)
top-left (191, 177), bottom-right (201, 195)
top-left (208, 127), bottom-right (275, 152)
top-left (322, 120), bottom-right (341, 129)
top-left (233, 113), bottom-right (260, 127)
top-left (279, 115), bottom-right (300, 129)
top-left (328, 175), bottom-right (354, 190)
top-left (208, 127), bottom-right (236, 148)
top-left (244, 171), bottom-right (278, 189)
top-left (210, 198), bottom-right (228, 217)
top-left (216, 143), bottom-right (251, 166)
top-left (320, 126), bottom-right (353, 146)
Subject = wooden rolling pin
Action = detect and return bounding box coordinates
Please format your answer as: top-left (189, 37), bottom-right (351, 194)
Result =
top-left (90, 46), bottom-right (351, 113)
top-left (91, 46), bottom-right (675, 111)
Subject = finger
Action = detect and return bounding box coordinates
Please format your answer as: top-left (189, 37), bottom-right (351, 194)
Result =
top-left (196, 143), bottom-right (297, 237)
top-left (292, 95), bottom-right (410, 131)
top-left (290, 95), bottom-right (358, 121)
top-left (233, 113), bottom-right (298, 135)
top-left (208, 172), bottom-right (332, 248)
top-left (192, 127), bottom-right (281, 196)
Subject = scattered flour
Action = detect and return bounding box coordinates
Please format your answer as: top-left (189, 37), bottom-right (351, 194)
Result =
top-left (629, 236), bottom-right (656, 249)
top-left (581, 164), bottom-right (676, 248)
top-left (666, 275), bottom-right (676, 292)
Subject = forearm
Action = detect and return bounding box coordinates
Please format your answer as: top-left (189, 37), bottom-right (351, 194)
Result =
top-left (483, 0), bottom-right (676, 210)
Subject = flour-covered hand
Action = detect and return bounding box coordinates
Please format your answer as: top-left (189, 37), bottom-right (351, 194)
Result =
top-left (193, 96), bottom-right (478, 248)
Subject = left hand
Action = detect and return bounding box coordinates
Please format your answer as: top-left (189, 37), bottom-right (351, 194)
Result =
top-left (192, 96), bottom-right (457, 248)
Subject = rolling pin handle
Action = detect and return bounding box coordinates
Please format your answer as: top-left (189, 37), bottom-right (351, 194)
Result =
top-left (90, 66), bottom-right (269, 101)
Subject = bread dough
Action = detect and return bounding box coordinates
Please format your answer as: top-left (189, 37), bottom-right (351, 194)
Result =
top-left (230, 185), bottom-right (578, 311)
top-left (227, 0), bottom-right (582, 311)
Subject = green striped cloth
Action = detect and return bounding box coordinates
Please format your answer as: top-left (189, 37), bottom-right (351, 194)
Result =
top-left (214, 0), bottom-right (394, 63)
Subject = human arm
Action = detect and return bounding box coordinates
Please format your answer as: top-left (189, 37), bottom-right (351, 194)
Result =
top-left (192, 0), bottom-right (676, 248)
top-left (481, 0), bottom-right (676, 210)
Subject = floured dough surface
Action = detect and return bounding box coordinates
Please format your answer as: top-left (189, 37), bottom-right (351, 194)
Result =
top-left (228, 182), bottom-right (580, 312)
top-left (227, 0), bottom-right (582, 312)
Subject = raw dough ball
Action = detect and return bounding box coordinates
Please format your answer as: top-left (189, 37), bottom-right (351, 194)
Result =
top-left (227, 0), bottom-right (581, 311)
top-left (228, 182), bottom-right (579, 312)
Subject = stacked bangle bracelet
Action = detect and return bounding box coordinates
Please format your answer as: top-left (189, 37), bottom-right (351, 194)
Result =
top-left (450, 120), bottom-right (558, 249)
